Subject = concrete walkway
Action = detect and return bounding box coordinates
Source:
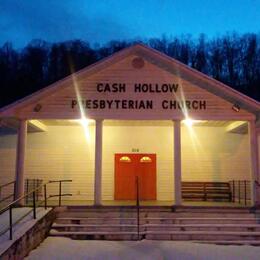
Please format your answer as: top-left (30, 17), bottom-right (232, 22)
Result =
top-left (26, 237), bottom-right (260, 260)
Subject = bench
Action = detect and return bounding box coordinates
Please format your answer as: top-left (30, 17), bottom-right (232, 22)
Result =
top-left (182, 182), bottom-right (232, 202)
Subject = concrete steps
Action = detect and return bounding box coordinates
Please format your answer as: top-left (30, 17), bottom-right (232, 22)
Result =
top-left (195, 240), bottom-right (260, 246)
top-left (52, 223), bottom-right (140, 232)
top-left (49, 206), bottom-right (260, 244)
top-left (56, 217), bottom-right (138, 225)
top-left (49, 229), bottom-right (141, 240)
top-left (52, 223), bottom-right (260, 232)
top-left (145, 217), bottom-right (260, 224)
top-left (55, 217), bottom-right (260, 225)
top-left (145, 231), bottom-right (260, 241)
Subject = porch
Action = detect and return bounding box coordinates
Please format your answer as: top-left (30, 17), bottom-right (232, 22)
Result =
top-left (0, 119), bottom-right (256, 207)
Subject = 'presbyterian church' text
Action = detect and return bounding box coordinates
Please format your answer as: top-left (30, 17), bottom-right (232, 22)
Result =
top-left (71, 99), bottom-right (207, 110)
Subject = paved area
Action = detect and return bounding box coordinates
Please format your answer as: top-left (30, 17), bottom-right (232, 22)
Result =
top-left (26, 237), bottom-right (260, 260)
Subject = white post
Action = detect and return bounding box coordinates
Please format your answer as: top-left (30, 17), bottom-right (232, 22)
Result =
top-left (249, 120), bottom-right (258, 206)
top-left (174, 120), bottom-right (182, 205)
top-left (15, 119), bottom-right (27, 200)
top-left (94, 119), bottom-right (103, 205)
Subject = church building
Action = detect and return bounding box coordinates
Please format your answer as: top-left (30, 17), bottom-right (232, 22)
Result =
top-left (0, 44), bottom-right (259, 206)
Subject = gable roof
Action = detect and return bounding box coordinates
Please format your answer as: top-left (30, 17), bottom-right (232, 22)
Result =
top-left (0, 43), bottom-right (259, 121)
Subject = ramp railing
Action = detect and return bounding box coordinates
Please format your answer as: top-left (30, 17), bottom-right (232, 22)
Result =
top-left (135, 176), bottom-right (140, 240)
top-left (0, 181), bottom-right (16, 206)
top-left (0, 179), bottom-right (72, 240)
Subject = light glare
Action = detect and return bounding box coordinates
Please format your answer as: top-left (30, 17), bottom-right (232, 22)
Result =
top-left (183, 118), bottom-right (194, 127)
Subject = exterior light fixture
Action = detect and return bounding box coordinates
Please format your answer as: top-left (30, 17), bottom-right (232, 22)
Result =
top-left (183, 118), bottom-right (194, 127)
top-left (182, 118), bottom-right (203, 127)
top-left (232, 104), bottom-right (240, 112)
top-left (33, 104), bottom-right (42, 112)
top-left (119, 156), bottom-right (131, 162)
top-left (140, 156), bottom-right (152, 163)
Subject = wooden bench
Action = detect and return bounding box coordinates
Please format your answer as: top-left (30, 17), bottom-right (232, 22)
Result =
top-left (182, 182), bottom-right (232, 202)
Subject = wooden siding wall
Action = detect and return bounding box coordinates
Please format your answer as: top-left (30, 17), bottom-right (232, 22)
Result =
top-left (103, 124), bottom-right (174, 201)
top-left (182, 126), bottom-right (251, 182)
top-left (25, 126), bottom-right (95, 200)
top-left (15, 55), bottom-right (253, 121)
top-left (0, 123), bottom-right (252, 201)
top-left (0, 129), bottom-right (17, 185)
top-left (258, 130), bottom-right (260, 181)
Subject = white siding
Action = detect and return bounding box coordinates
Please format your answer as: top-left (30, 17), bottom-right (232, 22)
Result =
top-left (257, 128), bottom-right (260, 181)
top-left (0, 122), bottom-right (252, 201)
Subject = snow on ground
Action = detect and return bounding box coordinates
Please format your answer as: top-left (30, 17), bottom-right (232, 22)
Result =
top-left (0, 207), bottom-right (51, 254)
top-left (26, 237), bottom-right (260, 260)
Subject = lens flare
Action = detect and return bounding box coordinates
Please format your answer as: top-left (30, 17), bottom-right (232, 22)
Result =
top-left (70, 68), bottom-right (92, 142)
top-left (183, 118), bottom-right (194, 127)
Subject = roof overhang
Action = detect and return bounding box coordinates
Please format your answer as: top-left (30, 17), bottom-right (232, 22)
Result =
top-left (0, 43), bottom-right (259, 120)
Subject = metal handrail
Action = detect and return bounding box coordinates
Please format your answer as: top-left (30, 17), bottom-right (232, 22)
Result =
top-left (230, 180), bottom-right (250, 205)
top-left (255, 180), bottom-right (260, 187)
top-left (0, 181), bottom-right (16, 204)
top-left (135, 176), bottom-right (140, 240)
top-left (0, 181), bottom-right (16, 189)
top-left (0, 179), bottom-right (72, 240)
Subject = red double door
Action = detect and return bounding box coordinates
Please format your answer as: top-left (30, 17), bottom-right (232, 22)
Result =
top-left (114, 153), bottom-right (156, 200)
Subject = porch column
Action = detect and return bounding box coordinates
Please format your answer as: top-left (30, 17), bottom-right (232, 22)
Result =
top-left (94, 119), bottom-right (103, 205)
top-left (174, 120), bottom-right (182, 205)
top-left (249, 120), bottom-right (259, 206)
top-left (15, 119), bottom-right (27, 200)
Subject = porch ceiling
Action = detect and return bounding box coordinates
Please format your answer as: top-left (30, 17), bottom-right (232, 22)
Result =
top-left (0, 118), bottom-right (247, 134)
top-left (41, 119), bottom-right (231, 127)
top-left (39, 119), bottom-right (247, 134)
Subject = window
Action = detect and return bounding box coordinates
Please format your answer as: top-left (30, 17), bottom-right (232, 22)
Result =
top-left (140, 156), bottom-right (152, 163)
top-left (119, 156), bottom-right (131, 162)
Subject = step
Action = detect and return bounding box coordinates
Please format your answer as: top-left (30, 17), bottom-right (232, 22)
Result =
top-left (56, 212), bottom-right (255, 219)
top-left (144, 212), bottom-right (255, 218)
top-left (55, 217), bottom-right (139, 225)
top-left (52, 223), bottom-right (140, 232)
top-left (193, 240), bottom-right (260, 246)
top-left (54, 217), bottom-right (260, 225)
top-left (56, 212), bottom-right (140, 218)
top-left (49, 229), bottom-right (144, 240)
top-left (60, 205), bottom-right (255, 212)
top-left (145, 231), bottom-right (260, 241)
top-left (145, 217), bottom-right (260, 224)
top-left (52, 223), bottom-right (260, 232)
top-left (50, 229), bottom-right (260, 241)
top-left (56, 206), bottom-right (256, 214)
top-left (57, 206), bottom-right (172, 213)
top-left (145, 224), bottom-right (260, 232)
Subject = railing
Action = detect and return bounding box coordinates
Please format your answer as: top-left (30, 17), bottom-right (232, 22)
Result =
top-left (0, 181), bottom-right (16, 205)
top-left (135, 176), bottom-right (140, 240)
top-left (230, 180), bottom-right (251, 205)
top-left (48, 180), bottom-right (73, 206)
top-left (0, 179), bottom-right (72, 240)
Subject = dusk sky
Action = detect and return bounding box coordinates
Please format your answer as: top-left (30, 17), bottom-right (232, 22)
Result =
top-left (1, 0), bottom-right (260, 48)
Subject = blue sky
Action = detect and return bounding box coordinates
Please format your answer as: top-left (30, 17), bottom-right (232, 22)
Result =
top-left (0, 0), bottom-right (260, 48)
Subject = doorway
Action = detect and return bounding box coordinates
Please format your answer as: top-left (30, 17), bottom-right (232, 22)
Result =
top-left (114, 153), bottom-right (156, 200)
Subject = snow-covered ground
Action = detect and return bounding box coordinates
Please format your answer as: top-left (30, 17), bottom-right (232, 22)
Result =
top-left (0, 207), bottom-right (51, 255)
top-left (27, 237), bottom-right (260, 260)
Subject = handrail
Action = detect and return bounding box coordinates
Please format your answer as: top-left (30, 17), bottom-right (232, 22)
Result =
top-left (0, 181), bottom-right (16, 204)
top-left (135, 176), bottom-right (140, 241)
top-left (230, 180), bottom-right (250, 205)
top-left (0, 183), bottom-right (45, 215)
top-left (0, 179), bottom-right (72, 240)
top-left (255, 180), bottom-right (260, 187)
top-left (0, 181), bottom-right (16, 189)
